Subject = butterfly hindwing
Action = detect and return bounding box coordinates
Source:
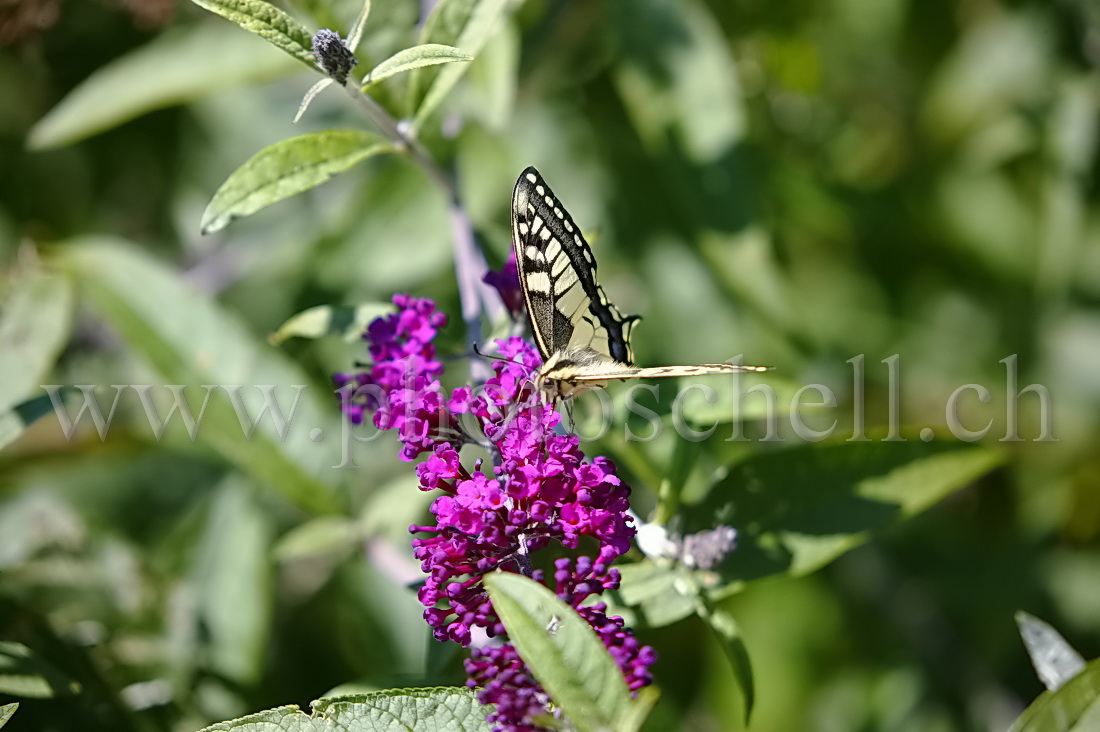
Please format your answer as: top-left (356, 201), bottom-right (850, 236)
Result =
top-left (510, 166), bottom-right (768, 400)
top-left (570, 364), bottom-right (769, 383)
top-left (511, 167), bottom-right (637, 365)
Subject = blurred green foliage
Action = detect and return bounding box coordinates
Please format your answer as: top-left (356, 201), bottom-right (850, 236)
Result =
top-left (1, 0), bottom-right (1098, 729)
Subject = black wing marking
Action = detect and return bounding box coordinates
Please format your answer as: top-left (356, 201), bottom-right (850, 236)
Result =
top-left (511, 167), bottom-right (639, 364)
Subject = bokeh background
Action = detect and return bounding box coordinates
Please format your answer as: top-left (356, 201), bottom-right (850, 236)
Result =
top-left (2, 0), bottom-right (1099, 729)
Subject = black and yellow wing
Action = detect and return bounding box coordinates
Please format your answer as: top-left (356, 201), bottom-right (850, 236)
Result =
top-left (510, 166), bottom-right (766, 399)
top-left (511, 167), bottom-right (638, 366)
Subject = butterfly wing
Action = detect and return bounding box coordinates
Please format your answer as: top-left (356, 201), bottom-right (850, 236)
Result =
top-left (511, 167), bottom-right (638, 365)
top-left (569, 363), bottom-right (770, 383)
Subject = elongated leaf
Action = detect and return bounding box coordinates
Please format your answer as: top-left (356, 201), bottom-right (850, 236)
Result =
top-left (190, 0), bottom-right (316, 69)
top-left (346, 0), bottom-right (372, 52)
top-left (293, 78), bottom-right (334, 123)
top-left (417, 0), bottom-right (475, 48)
top-left (28, 23), bottom-right (299, 149)
top-left (0, 642), bottom-right (80, 699)
top-left (0, 392), bottom-right (74, 452)
top-left (199, 687), bottom-right (491, 731)
top-left (362, 44), bottom-right (472, 88)
top-left (201, 130), bottom-right (390, 233)
top-left (696, 602), bottom-right (754, 722)
top-left (273, 515), bottom-right (359, 560)
top-left (1010, 657), bottom-right (1100, 732)
top-left (412, 0), bottom-right (510, 130)
top-left (612, 0), bottom-right (747, 162)
top-left (1017, 612), bottom-right (1087, 691)
top-left (55, 238), bottom-right (342, 515)
top-left (0, 269), bottom-right (73, 413)
top-left (0, 703), bottom-right (17, 729)
top-left (682, 439), bottom-right (1004, 594)
top-left (614, 562), bottom-right (696, 627)
top-left (484, 572), bottom-right (647, 732)
top-left (193, 479), bottom-right (274, 684)
top-left (269, 302), bottom-right (393, 344)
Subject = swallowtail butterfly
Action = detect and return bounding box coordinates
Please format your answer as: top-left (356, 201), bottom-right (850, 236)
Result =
top-left (511, 166), bottom-right (768, 400)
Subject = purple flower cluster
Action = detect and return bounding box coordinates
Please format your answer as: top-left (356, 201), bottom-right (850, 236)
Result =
top-left (412, 338), bottom-right (634, 638)
top-left (336, 293), bottom-right (656, 731)
top-left (333, 294), bottom-right (461, 461)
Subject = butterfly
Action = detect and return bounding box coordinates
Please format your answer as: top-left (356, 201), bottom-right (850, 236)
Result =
top-left (510, 166), bottom-right (768, 401)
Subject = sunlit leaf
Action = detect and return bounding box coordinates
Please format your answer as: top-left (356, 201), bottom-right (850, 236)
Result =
top-left (1017, 611), bottom-right (1087, 691)
top-left (0, 269), bottom-right (73, 414)
top-left (611, 0), bottom-right (747, 162)
top-left (55, 238), bottom-right (343, 515)
top-left (198, 687), bottom-right (492, 731)
top-left (484, 572), bottom-right (650, 732)
top-left (193, 479), bottom-right (274, 684)
top-left (1009, 657), bottom-right (1100, 732)
top-left (201, 130), bottom-right (390, 234)
top-left (683, 439), bottom-right (1004, 594)
top-left (0, 642), bottom-right (80, 699)
top-left (269, 302), bottom-right (393, 344)
top-left (190, 0), bottom-right (316, 69)
top-left (273, 515), bottom-right (359, 561)
top-left (293, 78), bottom-right (334, 123)
top-left (361, 44), bottom-right (472, 88)
top-left (412, 0), bottom-right (511, 130)
top-left (0, 703), bottom-right (17, 729)
top-left (346, 0), bottom-right (372, 52)
top-left (28, 23), bottom-right (300, 149)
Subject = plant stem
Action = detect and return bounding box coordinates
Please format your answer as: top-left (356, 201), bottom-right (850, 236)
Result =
top-left (340, 81), bottom-right (503, 379)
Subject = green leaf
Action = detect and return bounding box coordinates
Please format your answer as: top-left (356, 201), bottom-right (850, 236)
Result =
top-left (198, 687), bottom-right (492, 731)
top-left (484, 572), bottom-right (648, 732)
top-left (269, 302), bottom-right (393, 344)
top-left (0, 703), bottom-right (17, 729)
top-left (55, 238), bottom-right (343, 515)
top-left (0, 642), bottom-right (80, 699)
top-left (696, 602), bottom-right (754, 723)
top-left (1009, 657), bottom-right (1100, 732)
top-left (317, 688), bottom-right (492, 731)
top-left (362, 44), bottom-right (472, 88)
top-left (682, 439), bottom-right (1004, 593)
top-left (189, 0), bottom-right (316, 69)
top-left (273, 515), bottom-right (359, 561)
top-left (614, 562), bottom-right (696, 628)
top-left (0, 392), bottom-right (74, 452)
top-left (293, 78), bottom-right (334, 123)
top-left (201, 130), bottom-right (391, 234)
top-left (611, 0), bottom-right (747, 162)
top-left (193, 479), bottom-right (274, 684)
top-left (346, 0), bottom-right (372, 52)
top-left (27, 23), bottom-right (300, 149)
top-left (0, 268), bottom-right (73, 414)
top-left (412, 0), bottom-right (511, 131)
top-left (1017, 611), bottom-right (1087, 691)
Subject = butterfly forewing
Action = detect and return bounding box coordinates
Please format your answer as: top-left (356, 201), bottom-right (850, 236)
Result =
top-left (511, 167), bottom-right (637, 365)
top-left (510, 166), bottom-right (769, 400)
top-left (570, 363), bottom-right (770, 383)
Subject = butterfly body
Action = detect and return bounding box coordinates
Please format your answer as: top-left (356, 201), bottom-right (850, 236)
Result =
top-left (536, 347), bottom-right (632, 400)
top-left (511, 166), bottom-right (767, 401)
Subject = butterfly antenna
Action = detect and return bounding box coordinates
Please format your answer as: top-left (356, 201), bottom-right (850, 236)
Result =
top-left (472, 342), bottom-right (510, 363)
